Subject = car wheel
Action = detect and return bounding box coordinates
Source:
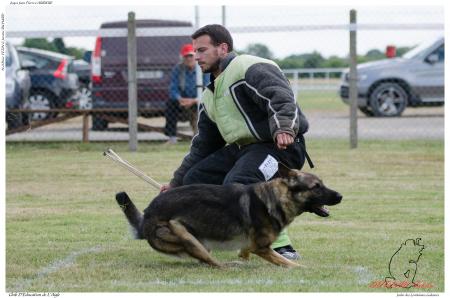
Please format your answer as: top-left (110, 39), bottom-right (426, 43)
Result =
top-left (25, 91), bottom-right (56, 121)
top-left (21, 112), bottom-right (30, 126)
top-left (78, 84), bottom-right (92, 110)
top-left (6, 112), bottom-right (23, 130)
top-left (369, 82), bottom-right (408, 117)
top-left (92, 114), bottom-right (109, 131)
top-left (358, 106), bottom-right (375, 117)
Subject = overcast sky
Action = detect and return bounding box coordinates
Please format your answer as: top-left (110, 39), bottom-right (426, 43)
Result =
top-left (4, 5), bottom-right (444, 58)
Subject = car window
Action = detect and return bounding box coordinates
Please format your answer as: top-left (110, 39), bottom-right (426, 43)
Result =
top-left (402, 38), bottom-right (442, 60)
top-left (428, 44), bottom-right (444, 62)
top-left (6, 45), bottom-right (12, 67)
top-left (17, 52), bottom-right (52, 69)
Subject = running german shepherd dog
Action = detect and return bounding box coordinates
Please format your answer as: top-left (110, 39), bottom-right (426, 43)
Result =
top-left (115, 164), bottom-right (342, 268)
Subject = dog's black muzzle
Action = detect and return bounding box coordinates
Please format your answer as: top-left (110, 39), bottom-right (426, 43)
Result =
top-left (310, 190), bottom-right (343, 217)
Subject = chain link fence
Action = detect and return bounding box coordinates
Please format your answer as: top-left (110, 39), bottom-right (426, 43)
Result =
top-left (4, 6), bottom-right (444, 144)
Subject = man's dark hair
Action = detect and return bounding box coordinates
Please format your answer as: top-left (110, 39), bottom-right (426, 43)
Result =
top-left (191, 24), bottom-right (233, 52)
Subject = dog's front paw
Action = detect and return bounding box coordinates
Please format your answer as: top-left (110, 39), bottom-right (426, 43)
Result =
top-left (287, 262), bottom-right (306, 269)
top-left (224, 261), bottom-right (247, 268)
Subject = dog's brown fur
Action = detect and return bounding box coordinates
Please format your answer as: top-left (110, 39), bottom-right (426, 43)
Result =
top-left (115, 164), bottom-right (342, 268)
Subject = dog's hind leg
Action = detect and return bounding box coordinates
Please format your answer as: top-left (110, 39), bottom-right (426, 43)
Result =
top-left (238, 247), bottom-right (251, 261)
top-left (253, 248), bottom-right (300, 268)
top-left (149, 237), bottom-right (184, 254)
top-left (155, 224), bottom-right (182, 244)
top-left (147, 224), bottom-right (185, 255)
top-left (168, 220), bottom-right (223, 268)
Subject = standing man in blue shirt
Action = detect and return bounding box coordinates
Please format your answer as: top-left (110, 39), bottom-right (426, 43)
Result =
top-left (165, 44), bottom-right (210, 144)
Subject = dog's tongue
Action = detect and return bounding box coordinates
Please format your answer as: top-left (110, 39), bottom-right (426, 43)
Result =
top-left (313, 205), bottom-right (329, 217)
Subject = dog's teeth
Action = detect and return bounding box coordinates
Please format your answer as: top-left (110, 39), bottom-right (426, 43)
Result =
top-left (315, 206), bottom-right (329, 217)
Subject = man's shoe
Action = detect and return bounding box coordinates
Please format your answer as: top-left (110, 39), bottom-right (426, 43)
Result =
top-left (274, 245), bottom-right (300, 260)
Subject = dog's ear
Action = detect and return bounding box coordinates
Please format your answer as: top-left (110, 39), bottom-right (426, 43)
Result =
top-left (278, 163), bottom-right (310, 191)
top-left (278, 162), bottom-right (296, 178)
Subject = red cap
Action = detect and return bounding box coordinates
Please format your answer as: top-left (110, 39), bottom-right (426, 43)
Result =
top-left (180, 44), bottom-right (195, 57)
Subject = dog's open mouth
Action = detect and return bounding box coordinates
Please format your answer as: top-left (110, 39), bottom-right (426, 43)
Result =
top-left (311, 205), bottom-right (329, 217)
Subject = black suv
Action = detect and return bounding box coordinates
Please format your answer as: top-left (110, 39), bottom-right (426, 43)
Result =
top-left (91, 19), bottom-right (192, 130)
top-left (16, 47), bottom-right (79, 120)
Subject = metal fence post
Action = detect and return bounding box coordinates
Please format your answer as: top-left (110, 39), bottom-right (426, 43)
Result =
top-left (194, 6), bottom-right (203, 136)
top-left (349, 9), bottom-right (358, 149)
top-left (195, 6), bottom-right (200, 29)
top-left (293, 71), bottom-right (299, 101)
top-left (222, 6), bottom-right (226, 26)
top-left (82, 112), bottom-right (89, 143)
top-left (128, 11), bottom-right (138, 152)
top-left (128, 12), bottom-right (137, 151)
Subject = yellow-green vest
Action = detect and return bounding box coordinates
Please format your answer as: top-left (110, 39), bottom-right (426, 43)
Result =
top-left (201, 55), bottom-right (279, 145)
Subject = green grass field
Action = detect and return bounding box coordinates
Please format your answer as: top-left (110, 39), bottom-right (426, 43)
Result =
top-left (5, 140), bottom-right (444, 292)
top-left (297, 90), bottom-right (347, 112)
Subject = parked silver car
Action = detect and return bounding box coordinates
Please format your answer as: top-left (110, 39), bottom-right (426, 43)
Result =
top-left (5, 42), bottom-right (34, 129)
top-left (16, 46), bottom-right (79, 120)
top-left (340, 37), bottom-right (444, 117)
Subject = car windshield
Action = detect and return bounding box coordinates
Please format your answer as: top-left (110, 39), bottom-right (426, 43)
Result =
top-left (402, 38), bottom-right (441, 59)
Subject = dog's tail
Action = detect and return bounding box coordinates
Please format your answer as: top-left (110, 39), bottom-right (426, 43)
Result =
top-left (115, 192), bottom-right (144, 239)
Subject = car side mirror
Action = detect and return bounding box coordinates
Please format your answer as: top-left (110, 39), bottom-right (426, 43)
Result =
top-left (425, 54), bottom-right (439, 65)
top-left (21, 60), bottom-right (37, 70)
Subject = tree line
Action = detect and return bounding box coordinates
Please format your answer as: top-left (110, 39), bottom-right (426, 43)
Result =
top-left (22, 38), bottom-right (86, 60)
top-left (22, 38), bottom-right (412, 71)
top-left (240, 43), bottom-right (412, 69)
